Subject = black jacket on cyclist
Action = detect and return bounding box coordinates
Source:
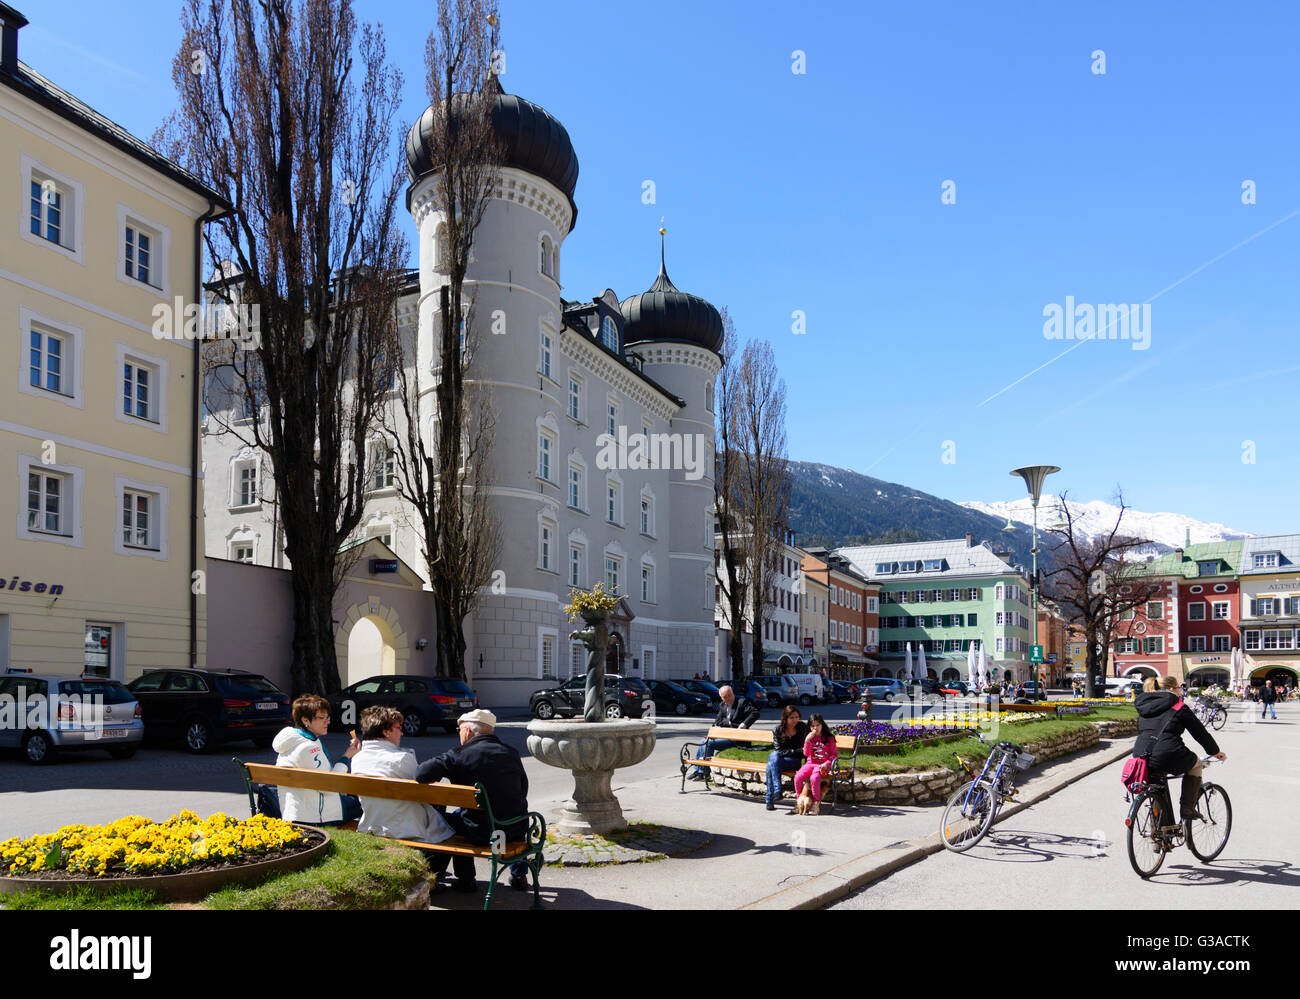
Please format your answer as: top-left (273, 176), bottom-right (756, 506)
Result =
top-left (1133, 691), bottom-right (1219, 775)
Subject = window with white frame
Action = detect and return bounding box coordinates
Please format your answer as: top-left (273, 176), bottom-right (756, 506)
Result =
top-left (642, 646), bottom-right (656, 679)
top-left (1188, 602), bottom-right (1206, 621)
top-left (996, 637), bottom-right (1004, 653)
top-left (1187, 636), bottom-right (1206, 653)
top-left (366, 524), bottom-right (394, 548)
top-left (1143, 637), bottom-right (1164, 654)
top-left (569, 641), bottom-right (585, 679)
top-left (121, 355), bottom-right (158, 422)
top-left (641, 561), bottom-right (655, 603)
top-left (28, 325), bottom-right (69, 396)
top-left (600, 315), bottom-right (618, 352)
top-left (21, 156), bottom-right (84, 261)
top-left (568, 461), bottom-right (585, 510)
top-left (538, 628), bottom-right (557, 679)
top-left (233, 460), bottom-right (259, 508)
top-left (1147, 601), bottom-right (1164, 619)
top-left (539, 518), bottom-right (556, 572)
top-left (19, 454), bottom-right (82, 547)
top-left (606, 477), bottom-right (622, 525)
top-left (606, 397), bottom-right (619, 438)
top-left (640, 492), bottom-right (654, 536)
top-left (539, 234), bottom-right (555, 279)
top-left (1210, 601), bottom-right (1229, 620)
top-left (1244, 630), bottom-right (1260, 650)
top-left (1115, 637), bottom-right (1137, 654)
top-left (113, 475), bottom-right (169, 560)
top-left (26, 470), bottom-right (67, 535)
top-left (369, 443), bottom-right (396, 491)
top-left (568, 374), bottom-right (583, 422)
top-left (122, 215), bottom-right (163, 289)
top-left (569, 542), bottom-right (585, 588)
top-left (606, 553), bottom-right (623, 593)
top-left (539, 329), bottom-right (553, 379)
top-left (1254, 553), bottom-right (1278, 569)
top-left (538, 430), bottom-right (554, 481)
top-left (1212, 635), bottom-right (1231, 652)
top-left (230, 541), bottom-right (254, 564)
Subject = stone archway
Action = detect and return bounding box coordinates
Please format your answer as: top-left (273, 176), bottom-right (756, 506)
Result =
top-left (1251, 665), bottom-right (1298, 688)
top-left (336, 596), bottom-right (411, 687)
top-left (1123, 665), bottom-right (1159, 679)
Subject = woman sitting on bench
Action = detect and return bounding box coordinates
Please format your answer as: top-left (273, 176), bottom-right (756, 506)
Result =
top-left (351, 706), bottom-right (454, 844)
top-left (269, 695), bottom-right (362, 825)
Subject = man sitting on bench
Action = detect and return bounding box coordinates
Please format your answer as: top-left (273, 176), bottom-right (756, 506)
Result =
top-left (687, 684), bottom-right (761, 780)
top-left (415, 709), bottom-right (530, 896)
top-left (351, 706), bottom-right (454, 845)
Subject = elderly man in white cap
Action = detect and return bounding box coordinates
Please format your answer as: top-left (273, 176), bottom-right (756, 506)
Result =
top-left (415, 708), bottom-right (531, 895)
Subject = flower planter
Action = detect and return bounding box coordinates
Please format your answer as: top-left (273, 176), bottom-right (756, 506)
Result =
top-left (0, 824), bottom-right (329, 903)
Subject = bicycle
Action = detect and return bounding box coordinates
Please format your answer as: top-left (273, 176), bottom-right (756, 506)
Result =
top-left (1125, 756), bottom-right (1232, 878)
top-left (940, 731), bottom-right (1035, 853)
top-left (1193, 696), bottom-right (1227, 732)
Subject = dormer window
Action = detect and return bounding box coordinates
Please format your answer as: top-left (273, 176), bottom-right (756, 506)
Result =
top-left (600, 315), bottom-right (619, 352)
top-left (923, 559), bottom-right (944, 572)
top-left (1254, 552), bottom-right (1280, 569)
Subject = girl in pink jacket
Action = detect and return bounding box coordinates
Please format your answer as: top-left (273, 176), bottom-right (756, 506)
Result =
top-left (795, 714), bottom-right (837, 812)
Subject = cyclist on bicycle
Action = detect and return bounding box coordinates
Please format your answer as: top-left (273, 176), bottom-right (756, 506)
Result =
top-left (1134, 674), bottom-right (1226, 821)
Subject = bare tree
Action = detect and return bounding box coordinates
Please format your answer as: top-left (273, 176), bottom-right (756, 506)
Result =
top-left (735, 340), bottom-right (790, 679)
top-left (160, 0), bottom-right (408, 695)
top-left (382, 0), bottom-right (504, 678)
top-left (1041, 490), bottom-right (1162, 698)
top-left (713, 310), bottom-right (748, 685)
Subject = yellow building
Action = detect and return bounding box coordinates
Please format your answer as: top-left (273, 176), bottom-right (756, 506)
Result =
top-left (0, 3), bottom-right (227, 679)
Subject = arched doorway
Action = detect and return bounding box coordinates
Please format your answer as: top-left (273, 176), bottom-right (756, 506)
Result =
top-left (927, 668), bottom-right (938, 679)
top-left (1251, 665), bottom-right (1298, 688)
top-left (1188, 667), bottom-right (1229, 688)
top-left (1124, 665), bottom-right (1159, 679)
top-left (346, 615), bottom-right (396, 687)
top-left (941, 667), bottom-right (960, 682)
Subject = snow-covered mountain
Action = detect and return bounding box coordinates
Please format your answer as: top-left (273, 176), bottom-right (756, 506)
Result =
top-left (958, 496), bottom-right (1252, 555)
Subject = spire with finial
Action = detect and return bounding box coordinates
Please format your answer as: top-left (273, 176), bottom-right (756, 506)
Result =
top-left (652, 216), bottom-right (677, 292)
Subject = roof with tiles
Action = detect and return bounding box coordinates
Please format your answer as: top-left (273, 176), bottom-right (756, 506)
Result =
top-left (1134, 540), bottom-right (1243, 579)
top-left (835, 538), bottom-right (1027, 583)
top-left (1239, 534), bottom-right (1300, 575)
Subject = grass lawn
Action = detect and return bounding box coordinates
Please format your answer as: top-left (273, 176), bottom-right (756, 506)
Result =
top-left (715, 706), bottom-right (1135, 776)
top-left (2, 830), bottom-right (428, 911)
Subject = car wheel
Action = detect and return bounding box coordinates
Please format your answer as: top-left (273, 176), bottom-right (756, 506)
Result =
top-left (108, 745), bottom-right (137, 760)
top-left (767, 695), bottom-right (780, 708)
top-left (402, 710), bottom-right (425, 736)
top-left (605, 702), bottom-right (624, 719)
top-left (184, 717), bottom-right (213, 754)
top-left (533, 700), bottom-right (555, 720)
top-left (23, 731), bottom-right (56, 765)
top-left (799, 694), bottom-right (812, 706)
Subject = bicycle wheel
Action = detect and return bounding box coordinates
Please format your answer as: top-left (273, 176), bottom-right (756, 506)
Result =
top-left (1210, 708), bottom-right (1227, 731)
top-left (1127, 792), bottom-right (1168, 878)
top-left (941, 780), bottom-right (995, 853)
top-left (1186, 783), bottom-right (1232, 862)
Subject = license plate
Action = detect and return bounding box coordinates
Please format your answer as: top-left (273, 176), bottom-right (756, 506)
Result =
top-left (103, 729), bottom-right (128, 739)
top-left (458, 700), bottom-right (473, 708)
top-left (255, 702), bottom-right (279, 711)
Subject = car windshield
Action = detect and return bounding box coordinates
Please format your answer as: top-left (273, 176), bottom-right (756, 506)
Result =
top-left (658, 681), bottom-right (688, 694)
top-left (216, 674), bottom-right (282, 696)
top-left (59, 680), bottom-right (135, 704)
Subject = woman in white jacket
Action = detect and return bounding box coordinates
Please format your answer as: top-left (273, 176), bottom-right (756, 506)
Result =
top-left (350, 706), bottom-right (454, 844)
top-left (272, 694), bottom-right (361, 825)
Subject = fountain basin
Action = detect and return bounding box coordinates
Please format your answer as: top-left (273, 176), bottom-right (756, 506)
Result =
top-left (526, 718), bottom-right (656, 835)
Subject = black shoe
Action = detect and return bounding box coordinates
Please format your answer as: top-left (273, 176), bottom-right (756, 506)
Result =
top-left (432, 878), bottom-right (479, 895)
top-left (766, 803), bottom-right (775, 811)
top-left (687, 772), bottom-right (705, 781)
top-left (510, 874), bottom-right (529, 891)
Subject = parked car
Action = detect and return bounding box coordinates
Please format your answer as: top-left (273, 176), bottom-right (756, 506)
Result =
top-left (829, 680), bottom-right (859, 703)
top-left (1020, 680), bottom-right (1048, 701)
top-left (0, 671), bottom-right (144, 764)
top-left (858, 677), bottom-right (908, 701)
top-left (530, 674), bottom-right (651, 720)
top-left (332, 675), bottom-right (479, 736)
top-left (743, 679), bottom-right (768, 706)
top-left (646, 679), bottom-right (711, 715)
top-left (785, 672), bottom-right (829, 705)
top-left (940, 680), bottom-right (969, 697)
top-left (749, 674), bottom-right (800, 708)
top-left (681, 679), bottom-right (722, 706)
top-left (128, 668), bottom-right (290, 753)
top-left (911, 677), bottom-right (949, 699)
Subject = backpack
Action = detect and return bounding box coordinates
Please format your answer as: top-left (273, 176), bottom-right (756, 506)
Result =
top-left (1122, 698), bottom-right (1182, 790)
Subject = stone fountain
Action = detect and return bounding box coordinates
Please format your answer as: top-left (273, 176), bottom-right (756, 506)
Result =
top-left (526, 600), bottom-right (656, 836)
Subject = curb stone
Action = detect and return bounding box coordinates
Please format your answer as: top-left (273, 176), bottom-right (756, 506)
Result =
top-left (739, 738), bottom-right (1135, 911)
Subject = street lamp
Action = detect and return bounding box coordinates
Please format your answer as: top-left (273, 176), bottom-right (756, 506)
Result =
top-left (1010, 465), bottom-right (1060, 692)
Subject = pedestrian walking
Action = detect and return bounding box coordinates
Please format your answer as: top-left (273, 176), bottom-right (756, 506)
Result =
top-left (1260, 680), bottom-right (1278, 719)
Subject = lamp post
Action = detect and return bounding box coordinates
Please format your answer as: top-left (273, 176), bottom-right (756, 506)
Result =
top-left (1011, 465), bottom-right (1060, 692)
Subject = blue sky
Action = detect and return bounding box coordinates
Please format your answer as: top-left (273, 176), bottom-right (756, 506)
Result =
top-left (21, 0), bottom-right (1299, 533)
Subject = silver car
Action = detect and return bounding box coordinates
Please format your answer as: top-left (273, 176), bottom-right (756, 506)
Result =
top-left (858, 678), bottom-right (909, 701)
top-left (0, 671), bottom-right (144, 764)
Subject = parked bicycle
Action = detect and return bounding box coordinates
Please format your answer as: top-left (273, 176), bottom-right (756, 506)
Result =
top-left (1193, 695), bottom-right (1227, 732)
top-left (1125, 756), bottom-right (1231, 878)
top-left (940, 731), bottom-right (1035, 853)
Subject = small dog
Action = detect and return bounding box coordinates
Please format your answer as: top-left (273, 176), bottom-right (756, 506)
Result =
top-left (795, 789), bottom-right (815, 815)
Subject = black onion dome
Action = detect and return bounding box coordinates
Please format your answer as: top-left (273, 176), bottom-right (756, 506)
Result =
top-left (405, 79), bottom-right (579, 228)
top-left (619, 250), bottom-right (723, 354)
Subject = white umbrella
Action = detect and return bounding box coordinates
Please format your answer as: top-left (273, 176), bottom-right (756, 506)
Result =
top-left (904, 642), bottom-right (913, 682)
top-left (966, 641), bottom-right (976, 685)
top-left (918, 644), bottom-right (928, 682)
top-left (977, 641), bottom-right (988, 689)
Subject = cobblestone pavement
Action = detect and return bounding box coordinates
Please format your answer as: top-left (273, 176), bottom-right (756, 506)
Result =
top-left (543, 824), bottom-right (712, 866)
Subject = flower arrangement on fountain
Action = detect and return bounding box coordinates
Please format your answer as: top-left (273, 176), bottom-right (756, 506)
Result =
top-left (562, 583), bottom-right (623, 722)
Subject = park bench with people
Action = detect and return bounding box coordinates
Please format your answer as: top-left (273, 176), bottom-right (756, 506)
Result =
top-left (679, 726), bottom-right (860, 810)
top-left (233, 759), bottom-right (546, 909)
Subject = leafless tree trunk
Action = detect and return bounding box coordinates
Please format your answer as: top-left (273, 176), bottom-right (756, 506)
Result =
top-left (382, 0), bottom-right (504, 679)
top-left (1041, 490), bottom-right (1161, 698)
top-left (713, 310), bottom-right (748, 686)
top-left (160, 0), bottom-right (408, 696)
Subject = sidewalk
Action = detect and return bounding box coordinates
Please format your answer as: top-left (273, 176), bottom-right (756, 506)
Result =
top-left (428, 735), bottom-right (1136, 910)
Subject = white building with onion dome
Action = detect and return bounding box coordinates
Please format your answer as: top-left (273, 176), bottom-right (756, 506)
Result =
top-left (203, 81), bottom-right (723, 707)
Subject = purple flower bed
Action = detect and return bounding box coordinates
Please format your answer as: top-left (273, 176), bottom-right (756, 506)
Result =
top-left (832, 720), bottom-right (970, 745)
top-left (1057, 706), bottom-right (1095, 716)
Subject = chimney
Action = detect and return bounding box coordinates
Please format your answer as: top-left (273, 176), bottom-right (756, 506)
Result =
top-left (0, 3), bottom-right (27, 75)
top-left (965, 532), bottom-right (973, 548)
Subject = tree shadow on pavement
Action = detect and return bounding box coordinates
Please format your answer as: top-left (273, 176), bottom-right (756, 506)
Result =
top-left (1149, 858), bottom-right (1300, 889)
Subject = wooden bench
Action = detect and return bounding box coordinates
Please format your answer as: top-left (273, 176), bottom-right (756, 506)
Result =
top-left (234, 759), bottom-right (546, 910)
top-left (679, 726), bottom-right (860, 811)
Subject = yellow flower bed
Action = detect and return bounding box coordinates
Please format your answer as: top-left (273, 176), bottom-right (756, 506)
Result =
top-left (0, 810), bottom-right (304, 879)
top-left (895, 711), bottom-right (1035, 729)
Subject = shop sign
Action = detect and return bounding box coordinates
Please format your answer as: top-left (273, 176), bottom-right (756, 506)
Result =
top-left (0, 576), bottom-right (64, 596)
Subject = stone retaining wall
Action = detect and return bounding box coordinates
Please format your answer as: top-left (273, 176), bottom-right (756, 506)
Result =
top-left (711, 719), bottom-right (1131, 807)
